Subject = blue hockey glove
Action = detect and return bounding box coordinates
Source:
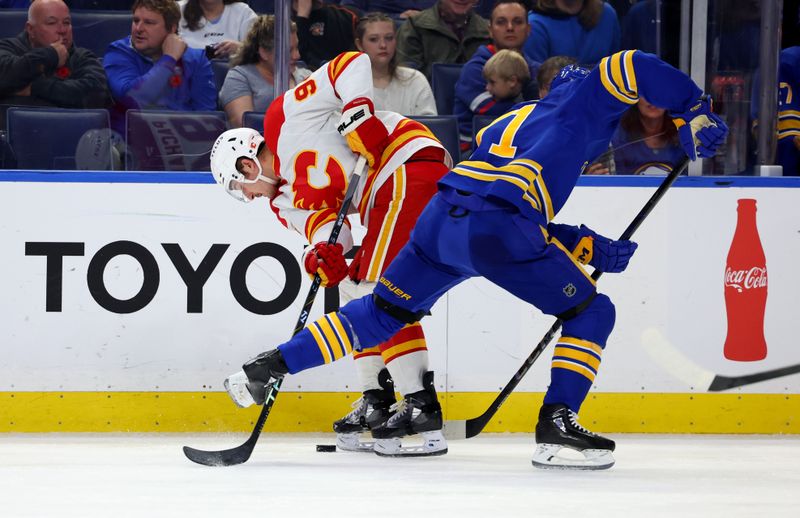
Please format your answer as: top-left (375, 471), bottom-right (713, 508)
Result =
top-left (573, 225), bottom-right (638, 273)
top-left (671, 96), bottom-right (729, 160)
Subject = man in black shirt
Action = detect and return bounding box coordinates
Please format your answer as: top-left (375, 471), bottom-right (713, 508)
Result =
top-left (0, 0), bottom-right (110, 125)
top-left (293, 0), bottom-right (361, 70)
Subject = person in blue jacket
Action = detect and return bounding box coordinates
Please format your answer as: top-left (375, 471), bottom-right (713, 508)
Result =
top-left (523, 0), bottom-right (620, 65)
top-left (454, 0), bottom-right (539, 153)
top-left (222, 51), bottom-right (728, 470)
top-left (103, 0), bottom-right (216, 134)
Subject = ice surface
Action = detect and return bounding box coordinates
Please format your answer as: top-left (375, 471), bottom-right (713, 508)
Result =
top-left (1, 433), bottom-right (797, 518)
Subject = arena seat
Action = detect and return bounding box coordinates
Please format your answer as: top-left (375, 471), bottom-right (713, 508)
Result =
top-left (430, 63), bottom-right (463, 116)
top-left (125, 110), bottom-right (227, 171)
top-left (0, 10), bottom-right (28, 41)
top-left (471, 114), bottom-right (496, 150)
top-left (246, 0), bottom-right (275, 14)
top-left (210, 59), bottom-right (230, 94)
top-left (71, 10), bottom-right (131, 57)
top-left (408, 115), bottom-right (460, 165)
top-left (6, 107), bottom-right (112, 170)
top-left (242, 111), bottom-right (264, 133)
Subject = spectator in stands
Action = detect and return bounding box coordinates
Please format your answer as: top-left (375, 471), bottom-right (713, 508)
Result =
top-left (219, 15), bottom-right (310, 127)
top-left (620, 0), bottom-right (657, 56)
top-left (523, 0), bottom-right (620, 65)
top-left (453, 0), bottom-right (538, 150)
top-left (341, 0), bottom-right (435, 23)
top-left (178, 0), bottom-right (257, 59)
top-left (0, 0), bottom-right (109, 128)
top-left (354, 12), bottom-right (435, 115)
top-left (535, 54), bottom-right (575, 98)
top-left (482, 49), bottom-right (530, 103)
top-left (396, 0), bottom-right (491, 80)
top-left (293, 0), bottom-right (360, 70)
top-left (586, 96), bottom-right (683, 175)
top-left (103, 0), bottom-right (216, 134)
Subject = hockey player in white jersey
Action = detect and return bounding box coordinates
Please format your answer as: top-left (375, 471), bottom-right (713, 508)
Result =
top-left (210, 51), bottom-right (452, 456)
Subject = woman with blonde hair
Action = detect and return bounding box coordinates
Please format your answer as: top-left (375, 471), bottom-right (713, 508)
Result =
top-left (355, 12), bottom-right (436, 115)
top-left (219, 15), bottom-right (311, 128)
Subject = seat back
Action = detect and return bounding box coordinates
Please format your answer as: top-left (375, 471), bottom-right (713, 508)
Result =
top-left (241, 111), bottom-right (264, 133)
top-left (408, 115), bottom-right (460, 165)
top-left (0, 10), bottom-right (27, 41)
top-left (124, 110), bottom-right (227, 171)
top-left (246, 0), bottom-right (275, 14)
top-left (210, 59), bottom-right (230, 93)
top-left (71, 11), bottom-right (132, 57)
top-left (6, 107), bottom-right (112, 170)
top-left (430, 63), bottom-right (463, 116)
top-left (471, 114), bottom-right (496, 150)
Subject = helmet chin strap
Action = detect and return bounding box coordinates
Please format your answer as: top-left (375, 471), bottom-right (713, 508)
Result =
top-left (250, 157), bottom-right (278, 186)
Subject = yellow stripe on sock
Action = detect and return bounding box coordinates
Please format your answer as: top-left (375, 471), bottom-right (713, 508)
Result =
top-left (552, 360), bottom-right (597, 382)
top-left (308, 323), bottom-right (333, 364)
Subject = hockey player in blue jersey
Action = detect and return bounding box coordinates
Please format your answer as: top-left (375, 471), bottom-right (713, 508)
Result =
top-left (223, 50), bottom-right (728, 468)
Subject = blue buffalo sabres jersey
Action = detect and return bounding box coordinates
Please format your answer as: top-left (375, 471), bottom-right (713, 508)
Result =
top-left (438, 50), bottom-right (702, 222)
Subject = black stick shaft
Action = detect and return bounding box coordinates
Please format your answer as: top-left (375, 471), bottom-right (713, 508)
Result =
top-left (183, 156), bottom-right (367, 466)
top-left (246, 154), bottom-right (367, 434)
top-left (464, 157), bottom-right (689, 438)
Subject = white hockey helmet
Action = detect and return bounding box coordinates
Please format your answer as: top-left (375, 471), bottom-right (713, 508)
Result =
top-left (210, 128), bottom-right (277, 202)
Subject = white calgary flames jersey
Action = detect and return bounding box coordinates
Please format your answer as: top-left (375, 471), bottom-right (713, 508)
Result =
top-left (263, 52), bottom-right (451, 246)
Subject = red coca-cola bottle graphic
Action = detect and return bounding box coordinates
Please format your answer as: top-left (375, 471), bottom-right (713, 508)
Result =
top-left (723, 198), bottom-right (768, 361)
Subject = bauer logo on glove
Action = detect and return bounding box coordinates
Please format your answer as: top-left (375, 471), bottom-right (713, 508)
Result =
top-left (337, 97), bottom-right (389, 167)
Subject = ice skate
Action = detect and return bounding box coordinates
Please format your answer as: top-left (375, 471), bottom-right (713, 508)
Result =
top-left (333, 369), bottom-right (396, 452)
top-left (372, 371), bottom-right (447, 457)
top-left (532, 403), bottom-right (615, 470)
top-left (224, 349), bottom-right (289, 408)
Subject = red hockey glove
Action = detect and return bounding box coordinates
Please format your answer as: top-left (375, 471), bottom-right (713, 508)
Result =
top-left (303, 242), bottom-right (348, 287)
top-left (347, 246), bottom-right (365, 282)
top-left (671, 96), bottom-right (729, 160)
top-left (337, 97), bottom-right (389, 167)
top-left (573, 225), bottom-right (638, 274)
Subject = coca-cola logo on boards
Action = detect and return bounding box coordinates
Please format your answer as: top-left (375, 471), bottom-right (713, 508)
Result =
top-left (724, 266), bottom-right (768, 292)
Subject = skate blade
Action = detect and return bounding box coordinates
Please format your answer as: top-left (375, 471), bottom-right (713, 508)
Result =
top-left (373, 431), bottom-right (448, 458)
top-left (336, 433), bottom-right (375, 453)
top-left (531, 443), bottom-right (615, 471)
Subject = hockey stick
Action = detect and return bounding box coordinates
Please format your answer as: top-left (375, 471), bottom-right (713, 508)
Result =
top-left (442, 156), bottom-right (690, 440)
top-left (183, 155), bottom-right (368, 466)
top-left (641, 328), bottom-right (800, 391)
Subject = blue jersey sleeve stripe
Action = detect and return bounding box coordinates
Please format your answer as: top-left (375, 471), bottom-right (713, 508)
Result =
top-left (600, 53), bottom-right (637, 104)
top-left (622, 50), bottom-right (639, 98)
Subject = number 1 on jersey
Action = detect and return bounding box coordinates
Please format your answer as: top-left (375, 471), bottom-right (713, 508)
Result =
top-left (488, 104), bottom-right (536, 158)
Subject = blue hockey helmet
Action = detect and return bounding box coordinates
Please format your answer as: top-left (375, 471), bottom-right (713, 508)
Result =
top-left (549, 64), bottom-right (590, 93)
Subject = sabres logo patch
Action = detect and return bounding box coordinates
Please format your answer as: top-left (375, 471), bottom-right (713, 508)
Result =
top-left (563, 283), bottom-right (576, 297)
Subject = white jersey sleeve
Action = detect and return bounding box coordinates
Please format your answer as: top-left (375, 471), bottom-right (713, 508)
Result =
top-left (263, 52), bottom-right (450, 247)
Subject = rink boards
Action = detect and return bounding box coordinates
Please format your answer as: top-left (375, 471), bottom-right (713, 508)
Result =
top-left (0, 171), bottom-right (799, 433)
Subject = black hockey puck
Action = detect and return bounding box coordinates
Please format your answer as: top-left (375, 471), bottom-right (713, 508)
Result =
top-left (316, 444), bottom-right (337, 452)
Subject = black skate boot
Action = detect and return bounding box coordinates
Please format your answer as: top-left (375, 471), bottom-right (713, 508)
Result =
top-left (372, 371), bottom-right (447, 457)
top-left (224, 349), bottom-right (289, 408)
top-left (532, 403), bottom-right (615, 470)
top-left (333, 369), bottom-right (397, 452)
